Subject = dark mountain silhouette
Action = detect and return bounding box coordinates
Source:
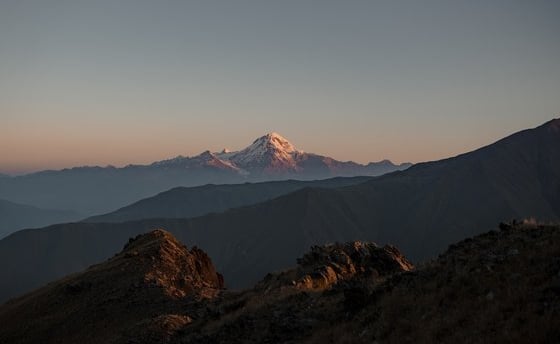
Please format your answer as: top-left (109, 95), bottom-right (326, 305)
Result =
top-left (0, 119), bottom-right (558, 303)
top-left (0, 229), bottom-right (223, 344)
top-left (0, 133), bottom-right (409, 214)
top-left (1, 223), bottom-right (558, 343)
top-left (0, 199), bottom-right (80, 239)
top-left (85, 176), bottom-right (371, 223)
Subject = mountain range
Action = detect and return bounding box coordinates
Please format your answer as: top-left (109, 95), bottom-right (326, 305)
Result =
top-left (0, 133), bottom-right (410, 215)
top-left (0, 119), bottom-right (557, 303)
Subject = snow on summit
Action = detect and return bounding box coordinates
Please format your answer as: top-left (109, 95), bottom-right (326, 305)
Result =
top-left (228, 132), bottom-right (301, 167)
top-left (150, 132), bottom-right (410, 176)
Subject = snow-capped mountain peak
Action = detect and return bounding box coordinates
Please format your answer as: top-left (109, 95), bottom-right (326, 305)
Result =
top-left (228, 132), bottom-right (302, 170)
top-left (152, 132), bottom-right (410, 177)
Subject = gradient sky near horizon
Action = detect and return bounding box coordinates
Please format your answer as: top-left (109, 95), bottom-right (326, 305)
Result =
top-left (1, 0), bottom-right (559, 174)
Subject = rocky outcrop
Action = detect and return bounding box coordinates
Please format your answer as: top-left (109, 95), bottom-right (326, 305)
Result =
top-left (258, 241), bottom-right (413, 291)
top-left (296, 242), bottom-right (413, 289)
top-left (121, 229), bottom-right (224, 297)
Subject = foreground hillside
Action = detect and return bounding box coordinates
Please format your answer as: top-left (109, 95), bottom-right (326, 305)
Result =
top-left (1, 222), bottom-right (558, 343)
top-left (181, 221), bottom-right (560, 343)
top-left (0, 119), bottom-right (557, 302)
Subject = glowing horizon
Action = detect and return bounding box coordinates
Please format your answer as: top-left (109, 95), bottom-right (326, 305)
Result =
top-left (2, 1), bottom-right (559, 175)
top-left (1, 118), bottom-right (554, 176)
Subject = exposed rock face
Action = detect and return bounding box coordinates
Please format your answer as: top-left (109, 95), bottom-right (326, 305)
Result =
top-left (122, 229), bottom-right (224, 297)
top-left (0, 229), bottom-right (223, 344)
top-left (258, 241), bottom-right (413, 291)
top-left (296, 242), bottom-right (413, 289)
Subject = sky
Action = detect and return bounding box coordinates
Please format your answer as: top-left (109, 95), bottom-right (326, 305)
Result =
top-left (1, 0), bottom-right (559, 174)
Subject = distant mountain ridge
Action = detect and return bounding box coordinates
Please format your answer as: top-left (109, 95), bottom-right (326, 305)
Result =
top-left (0, 200), bottom-right (80, 239)
top-left (0, 119), bottom-right (557, 303)
top-left (84, 177), bottom-right (372, 223)
top-left (0, 133), bottom-right (410, 214)
top-left (151, 132), bottom-right (410, 177)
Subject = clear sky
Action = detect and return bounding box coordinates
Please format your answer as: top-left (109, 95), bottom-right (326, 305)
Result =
top-left (1, 0), bottom-right (559, 174)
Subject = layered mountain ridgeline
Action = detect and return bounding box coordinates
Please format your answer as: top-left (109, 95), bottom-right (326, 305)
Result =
top-left (0, 132), bottom-right (409, 214)
top-left (1, 223), bottom-right (558, 343)
top-left (0, 199), bottom-right (80, 239)
top-left (85, 176), bottom-right (372, 223)
top-left (0, 119), bottom-right (558, 302)
top-left (0, 230), bottom-right (223, 344)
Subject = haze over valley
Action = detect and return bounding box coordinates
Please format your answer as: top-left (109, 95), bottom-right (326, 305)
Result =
top-left (0, 132), bottom-right (409, 222)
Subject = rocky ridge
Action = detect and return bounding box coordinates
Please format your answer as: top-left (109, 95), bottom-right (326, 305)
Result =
top-left (1, 222), bottom-right (559, 343)
top-left (181, 221), bottom-right (560, 343)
